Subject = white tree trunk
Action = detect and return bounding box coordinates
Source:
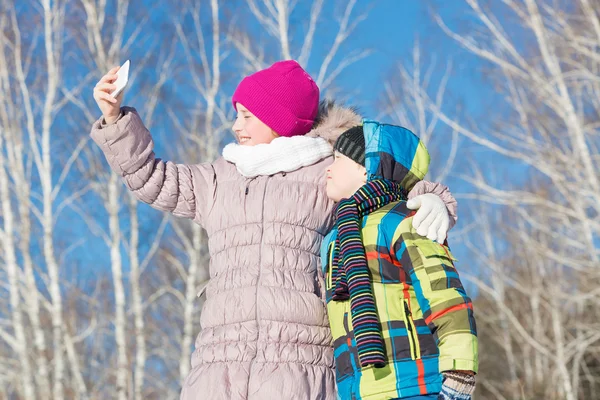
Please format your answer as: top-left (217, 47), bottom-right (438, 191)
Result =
top-left (18, 193), bottom-right (51, 398)
top-left (0, 12), bottom-right (48, 398)
top-left (550, 293), bottom-right (576, 400)
top-left (0, 129), bottom-right (35, 400)
top-left (63, 328), bottom-right (88, 398)
top-left (129, 192), bottom-right (146, 400)
top-left (108, 174), bottom-right (128, 400)
top-left (524, 0), bottom-right (600, 194)
top-left (41, 0), bottom-right (65, 396)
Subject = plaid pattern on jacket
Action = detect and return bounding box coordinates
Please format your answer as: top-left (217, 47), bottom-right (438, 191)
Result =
top-left (321, 201), bottom-right (478, 400)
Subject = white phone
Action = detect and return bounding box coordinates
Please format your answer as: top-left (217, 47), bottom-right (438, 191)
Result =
top-left (110, 60), bottom-right (130, 98)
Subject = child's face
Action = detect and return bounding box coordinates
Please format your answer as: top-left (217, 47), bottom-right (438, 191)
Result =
top-left (232, 103), bottom-right (279, 146)
top-left (326, 152), bottom-right (367, 202)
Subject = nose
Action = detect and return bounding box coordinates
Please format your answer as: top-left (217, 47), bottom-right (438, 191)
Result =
top-left (232, 118), bottom-right (242, 134)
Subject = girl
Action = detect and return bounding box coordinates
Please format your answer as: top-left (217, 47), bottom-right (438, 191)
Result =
top-left (91, 60), bottom-right (458, 400)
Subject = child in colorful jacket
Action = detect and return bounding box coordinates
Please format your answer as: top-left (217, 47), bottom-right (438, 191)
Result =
top-left (321, 123), bottom-right (478, 400)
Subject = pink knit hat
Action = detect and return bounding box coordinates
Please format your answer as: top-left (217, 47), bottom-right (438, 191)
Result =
top-left (232, 60), bottom-right (320, 137)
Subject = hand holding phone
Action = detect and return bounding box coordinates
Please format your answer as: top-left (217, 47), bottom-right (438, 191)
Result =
top-left (93, 60), bottom-right (130, 124)
top-left (110, 60), bottom-right (130, 98)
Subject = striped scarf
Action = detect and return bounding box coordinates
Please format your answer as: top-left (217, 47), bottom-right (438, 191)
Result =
top-left (331, 179), bottom-right (407, 367)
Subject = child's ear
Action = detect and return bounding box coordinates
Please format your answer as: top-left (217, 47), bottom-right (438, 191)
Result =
top-left (359, 166), bottom-right (367, 182)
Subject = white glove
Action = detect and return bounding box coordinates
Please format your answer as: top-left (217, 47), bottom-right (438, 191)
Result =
top-left (406, 193), bottom-right (450, 243)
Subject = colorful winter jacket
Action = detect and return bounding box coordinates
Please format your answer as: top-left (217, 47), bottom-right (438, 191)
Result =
top-left (321, 121), bottom-right (478, 400)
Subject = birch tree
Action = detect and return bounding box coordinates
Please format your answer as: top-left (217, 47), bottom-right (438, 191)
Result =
top-left (0, 0), bottom-right (72, 397)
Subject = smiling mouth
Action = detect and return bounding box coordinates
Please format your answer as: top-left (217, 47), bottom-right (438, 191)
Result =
top-left (239, 136), bottom-right (251, 144)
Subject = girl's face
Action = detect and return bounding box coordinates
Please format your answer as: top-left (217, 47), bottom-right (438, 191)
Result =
top-left (232, 103), bottom-right (279, 146)
top-left (326, 152), bottom-right (367, 202)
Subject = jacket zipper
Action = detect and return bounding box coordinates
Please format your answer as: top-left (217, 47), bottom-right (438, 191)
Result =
top-left (243, 177), bottom-right (258, 219)
top-left (326, 241), bottom-right (335, 290)
top-left (342, 311), bottom-right (350, 335)
top-left (404, 301), bottom-right (419, 360)
top-left (245, 177), bottom-right (256, 195)
top-left (246, 176), bottom-right (268, 399)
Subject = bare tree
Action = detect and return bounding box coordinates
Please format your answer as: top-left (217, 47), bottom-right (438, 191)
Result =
top-left (397, 0), bottom-right (600, 398)
top-left (0, 0), bottom-right (74, 397)
top-left (78, 0), bottom-right (133, 397)
top-left (382, 43), bottom-right (459, 183)
top-left (229, 0), bottom-right (372, 92)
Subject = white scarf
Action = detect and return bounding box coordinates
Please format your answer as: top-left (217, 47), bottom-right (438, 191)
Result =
top-left (222, 136), bottom-right (332, 178)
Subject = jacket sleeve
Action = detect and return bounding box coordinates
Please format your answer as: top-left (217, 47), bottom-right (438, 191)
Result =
top-left (407, 180), bottom-right (458, 229)
top-left (393, 219), bottom-right (478, 373)
top-left (90, 107), bottom-right (216, 226)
